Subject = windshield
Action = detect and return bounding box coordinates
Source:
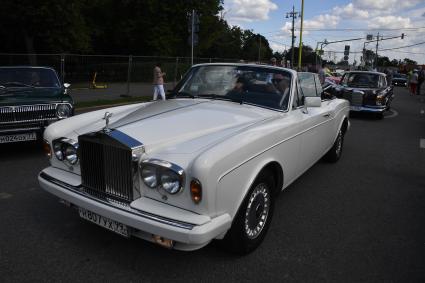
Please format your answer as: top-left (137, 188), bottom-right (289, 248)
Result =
top-left (175, 65), bottom-right (292, 110)
top-left (0, 68), bottom-right (61, 88)
top-left (393, 73), bottom-right (407, 79)
top-left (341, 73), bottom-right (379, 88)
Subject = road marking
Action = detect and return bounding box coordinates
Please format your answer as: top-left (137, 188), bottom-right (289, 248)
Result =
top-left (421, 139), bottom-right (425, 149)
top-left (385, 109), bottom-right (398, 119)
top-left (0, 192), bottom-right (12, 199)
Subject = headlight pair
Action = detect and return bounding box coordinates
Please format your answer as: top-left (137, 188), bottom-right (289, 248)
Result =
top-left (56, 104), bottom-right (72, 119)
top-left (140, 160), bottom-right (184, 195)
top-left (52, 138), bottom-right (79, 166)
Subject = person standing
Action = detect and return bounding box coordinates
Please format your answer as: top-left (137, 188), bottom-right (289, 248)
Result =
top-left (417, 66), bottom-right (425, 95)
top-left (410, 70), bottom-right (418, 95)
top-left (318, 63), bottom-right (326, 85)
top-left (153, 63), bottom-right (166, 101)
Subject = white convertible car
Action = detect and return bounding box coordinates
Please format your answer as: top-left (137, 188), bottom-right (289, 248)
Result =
top-left (39, 63), bottom-right (350, 254)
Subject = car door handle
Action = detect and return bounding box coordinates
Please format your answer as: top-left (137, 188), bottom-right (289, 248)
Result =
top-left (323, 113), bottom-right (331, 118)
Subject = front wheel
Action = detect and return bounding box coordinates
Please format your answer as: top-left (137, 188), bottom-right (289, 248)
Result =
top-left (222, 172), bottom-right (275, 254)
top-left (324, 129), bottom-right (344, 162)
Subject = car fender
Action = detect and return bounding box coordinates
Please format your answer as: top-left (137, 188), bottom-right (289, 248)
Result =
top-left (216, 154), bottom-right (284, 221)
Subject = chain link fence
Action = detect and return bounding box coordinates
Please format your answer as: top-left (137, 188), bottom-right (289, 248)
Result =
top-left (0, 53), bottom-right (240, 101)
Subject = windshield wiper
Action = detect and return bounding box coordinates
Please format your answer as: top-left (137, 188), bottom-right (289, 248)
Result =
top-left (176, 91), bottom-right (197, 98)
top-left (2, 82), bottom-right (34, 88)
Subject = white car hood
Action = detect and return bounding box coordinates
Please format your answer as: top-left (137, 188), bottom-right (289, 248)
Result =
top-left (77, 99), bottom-right (275, 154)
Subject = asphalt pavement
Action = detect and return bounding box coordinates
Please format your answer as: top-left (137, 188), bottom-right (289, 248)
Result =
top-left (0, 87), bottom-right (424, 282)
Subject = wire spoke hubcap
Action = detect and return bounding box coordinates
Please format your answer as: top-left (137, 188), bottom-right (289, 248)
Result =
top-left (244, 183), bottom-right (271, 239)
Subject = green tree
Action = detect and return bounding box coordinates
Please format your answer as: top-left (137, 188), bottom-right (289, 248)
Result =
top-left (0, 0), bottom-right (91, 54)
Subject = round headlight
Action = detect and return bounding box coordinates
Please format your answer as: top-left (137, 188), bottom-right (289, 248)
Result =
top-left (53, 141), bottom-right (64, 160)
top-left (141, 165), bottom-right (158, 188)
top-left (64, 144), bottom-right (78, 165)
top-left (56, 104), bottom-right (71, 119)
top-left (160, 170), bottom-right (181, 194)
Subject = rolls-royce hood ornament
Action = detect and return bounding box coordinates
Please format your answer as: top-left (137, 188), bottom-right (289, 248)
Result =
top-left (103, 112), bottom-right (113, 133)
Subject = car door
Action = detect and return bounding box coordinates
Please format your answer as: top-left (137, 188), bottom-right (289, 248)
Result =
top-left (294, 72), bottom-right (334, 172)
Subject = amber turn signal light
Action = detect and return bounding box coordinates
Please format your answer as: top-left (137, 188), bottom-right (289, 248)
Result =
top-left (43, 140), bottom-right (52, 159)
top-left (190, 179), bottom-right (202, 204)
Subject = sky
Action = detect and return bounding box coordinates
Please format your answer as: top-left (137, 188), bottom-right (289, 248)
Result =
top-left (222, 0), bottom-right (425, 64)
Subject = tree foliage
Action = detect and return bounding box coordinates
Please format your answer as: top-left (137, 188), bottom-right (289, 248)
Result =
top-left (0, 0), bottom-right (273, 59)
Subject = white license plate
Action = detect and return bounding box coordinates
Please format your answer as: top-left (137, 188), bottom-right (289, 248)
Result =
top-left (0, 132), bottom-right (37, 144)
top-left (78, 208), bottom-right (129, 237)
top-left (350, 106), bottom-right (362, 111)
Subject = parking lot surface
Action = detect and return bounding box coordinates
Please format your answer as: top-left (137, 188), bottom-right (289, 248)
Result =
top-left (1, 87), bottom-right (424, 282)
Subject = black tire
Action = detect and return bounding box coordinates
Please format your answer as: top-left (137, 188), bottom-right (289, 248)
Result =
top-left (324, 129), bottom-right (344, 163)
top-left (376, 112), bottom-right (384, 119)
top-left (222, 171), bottom-right (275, 255)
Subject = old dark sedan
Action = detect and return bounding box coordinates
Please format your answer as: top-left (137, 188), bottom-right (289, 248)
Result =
top-left (333, 71), bottom-right (394, 119)
top-left (0, 66), bottom-right (74, 144)
top-left (392, 73), bottom-right (408, 87)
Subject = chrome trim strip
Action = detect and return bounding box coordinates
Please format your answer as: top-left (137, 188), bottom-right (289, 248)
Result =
top-left (349, 106), bottom-right (385, 113)
top-left (39, 172), bottom-right (196, 230)
top-left (108, 129), bottom-right (144, 149)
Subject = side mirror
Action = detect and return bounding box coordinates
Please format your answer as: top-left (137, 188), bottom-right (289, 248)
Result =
top-left (63, 83), bottom-right (71, 88)
top-left (305, 96), bottom-right (322, 107)
top-left (303, 96), bottom-right (321, 113)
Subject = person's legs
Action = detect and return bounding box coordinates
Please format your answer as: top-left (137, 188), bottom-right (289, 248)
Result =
top-left (158, 84), bottom-right (166, 100)
top-left (411, 83), bottom-right (417, 95)
top-left (153, 85), bottom-right (159, 100)
top-left (417, 81), bottom-right (422, 95)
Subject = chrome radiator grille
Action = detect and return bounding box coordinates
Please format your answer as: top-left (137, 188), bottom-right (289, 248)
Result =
top-left (79, 133), bottom-right (134, 203)
top-left (0, 104), bottom-right (57, 124)
top-left (343, 91), bottom-right (363, 106)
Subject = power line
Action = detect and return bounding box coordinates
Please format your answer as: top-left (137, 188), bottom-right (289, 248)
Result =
top-left (378, 41), bottom-right (425, 51)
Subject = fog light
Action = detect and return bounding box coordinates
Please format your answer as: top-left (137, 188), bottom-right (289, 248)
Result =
top-left (152, 235), bottom-right (174, 249)
top-left (190, 179), bottom-right (202, 204)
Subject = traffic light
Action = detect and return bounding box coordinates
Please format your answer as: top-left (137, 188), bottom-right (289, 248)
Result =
top-left (344, 45), bottom-right (350, 56)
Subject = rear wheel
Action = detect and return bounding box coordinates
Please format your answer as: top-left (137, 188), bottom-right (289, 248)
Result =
top-left (222, 171), bottom-right (275, 254)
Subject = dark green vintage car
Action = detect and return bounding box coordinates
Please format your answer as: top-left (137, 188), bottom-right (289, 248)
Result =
top-left (0, 66), bottom-right (74, 144)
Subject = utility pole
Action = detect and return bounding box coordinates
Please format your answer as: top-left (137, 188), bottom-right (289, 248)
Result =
top-left (286, 5), bottom-right (298, 68)
top-left (375, 32), bottom-right (380, 70)
top-left (191, 9), bottom-right (195, 66)
top-left (298, 0), bottom-right (305, 70)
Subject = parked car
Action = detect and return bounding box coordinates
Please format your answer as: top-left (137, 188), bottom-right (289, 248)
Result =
top-left (38, 63), bottom-right (350, 254)
top-left (0, 66), bottom-right (73, 144)
top-left (332, 71), bottom-right (394, 119)
top-left (392, 73), bottom-right (408, 87)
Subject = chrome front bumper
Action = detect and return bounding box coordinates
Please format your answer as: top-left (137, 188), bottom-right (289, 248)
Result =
top-left (38, 167), bottom-right (231, 251)
top-left (349, 105), bottom-right (386, 113)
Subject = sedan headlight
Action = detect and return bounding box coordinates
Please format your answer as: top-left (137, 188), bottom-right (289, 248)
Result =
top-left (56, 104), bottom-right (72, 119)
top-left (141, 165), bottom-right (158, 188)
top-left (52, 138), bottom-right (79, 166)
top-left (140, 159), bottom-right (184, 195)
top-left (160, 170), bottom-right (181, 194)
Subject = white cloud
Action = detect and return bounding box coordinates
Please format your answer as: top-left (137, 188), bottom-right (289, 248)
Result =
top-left (304, 14), bottom-right (340, 29)
top-left (368, 16), bottom-right (412, 29)
top-left (224, 0), bottom-right (278, 23)
top-left (332, 3), bottom-right (369, 19)
top-left (354, 0), bottom-right (422, 11)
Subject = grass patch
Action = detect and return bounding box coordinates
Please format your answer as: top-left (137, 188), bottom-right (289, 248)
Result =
top-left (75, 96), bottom-right (151, 109)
